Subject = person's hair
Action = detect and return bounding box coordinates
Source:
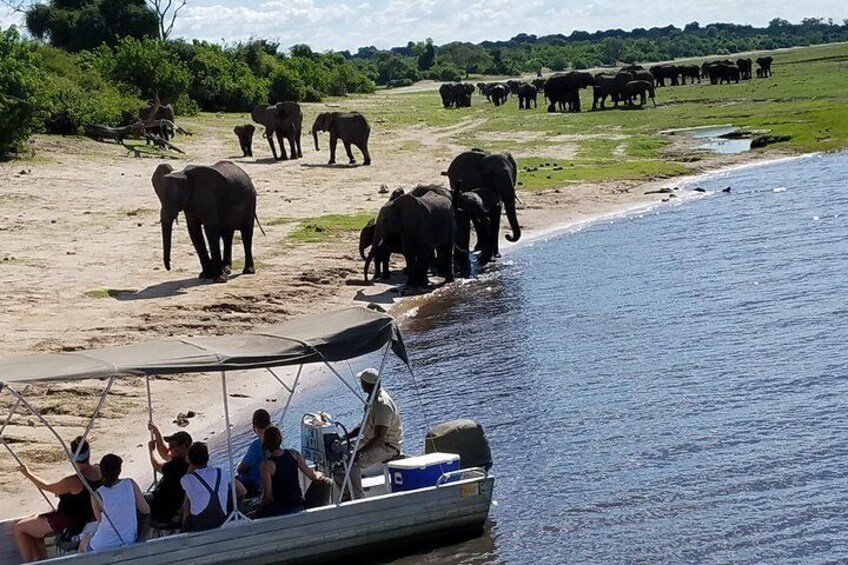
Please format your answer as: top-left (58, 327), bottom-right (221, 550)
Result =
top-left (262, 426), bottom-right (282, 452)
top-left (187, 442), bottom-right (209, 467)
top-left (70, 436), bottom-right (91, 463)
top-left (99, 454), bottom-right (122, 487)
top-left (252, 409), bottom-right (271, 430)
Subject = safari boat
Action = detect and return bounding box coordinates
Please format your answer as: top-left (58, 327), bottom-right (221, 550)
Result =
top-left (0, 306), bottom-right (494, 564)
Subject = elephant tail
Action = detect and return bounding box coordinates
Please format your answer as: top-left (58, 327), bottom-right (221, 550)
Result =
top-left (254, 212), bottom-right (267, 237)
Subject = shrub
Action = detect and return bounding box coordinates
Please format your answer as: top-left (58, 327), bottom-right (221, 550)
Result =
top-left (96, 37), bottom-right (191, 103)
top-left (386, 78), bottom-right (413, 88)
top-left (426, 63), bottom-right (463, 82)
top-left (268, 63), bottom-right (306, 102)
top-left (0, 27), bottom-right (44, 154)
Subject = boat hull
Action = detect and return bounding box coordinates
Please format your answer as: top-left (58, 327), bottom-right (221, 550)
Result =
top-left (1, 476), bottom-right (493, 565)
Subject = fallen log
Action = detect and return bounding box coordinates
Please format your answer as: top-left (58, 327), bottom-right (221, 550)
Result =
top-left (84, 120), bottom-right (185, 153)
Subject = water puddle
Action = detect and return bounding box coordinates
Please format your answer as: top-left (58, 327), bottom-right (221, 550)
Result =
top-left (666, 125), bottom-right (753, 154)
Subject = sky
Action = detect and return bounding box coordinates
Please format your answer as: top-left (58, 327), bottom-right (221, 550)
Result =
top-left (2, 0), bottom-right (845, 51)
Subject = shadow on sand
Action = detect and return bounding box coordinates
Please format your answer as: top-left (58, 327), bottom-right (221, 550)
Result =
top-left (299, 162), bottom-right (362, 169)
top-left (107, 276), bottom-right (234, 301)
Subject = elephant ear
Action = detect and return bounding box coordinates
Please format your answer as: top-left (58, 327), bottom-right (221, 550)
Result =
top-left (366, 217), bottom-right (376, 227)
top-left (152, 163), bottom-right (175, 201)
top-left (251, 105), bottom-right (270, 125)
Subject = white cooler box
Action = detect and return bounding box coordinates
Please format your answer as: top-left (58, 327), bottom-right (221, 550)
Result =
top-left (386, 452), bottom-right (460, 492)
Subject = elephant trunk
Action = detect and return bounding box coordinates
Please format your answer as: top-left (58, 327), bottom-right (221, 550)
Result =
top-left (504, 198), bottom-right (522, 243)
top-left (364, 240), bottom-right (381, 282)
top-left (312, 126), bottom-right (320, 151)
top-left (161, 209), bottom-right (174, 271)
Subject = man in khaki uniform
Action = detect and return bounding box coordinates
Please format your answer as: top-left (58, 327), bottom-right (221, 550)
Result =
top-left (345, 368), bottom-right (403, 499)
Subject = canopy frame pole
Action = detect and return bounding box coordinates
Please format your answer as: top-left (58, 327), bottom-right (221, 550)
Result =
top-left (337, 342), bottom-right (391, 504)
top-left (266, 368), bottom-right (293, 395)
top-left (322, 361), bottom-right (365, 404)
top-left (0, 397), bottom-right (55, 510)
top-left (4, 380), bottom-right (126, 546)
top-left (145, 374), bottom-right (158, 489)
top-left (276, 365), bottom-right (303, 428)
top-left (221, 371), bottom-right (247, 524)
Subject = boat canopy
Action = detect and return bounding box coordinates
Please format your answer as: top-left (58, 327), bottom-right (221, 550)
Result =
top-left (0, 306), bottom-right (408, 387)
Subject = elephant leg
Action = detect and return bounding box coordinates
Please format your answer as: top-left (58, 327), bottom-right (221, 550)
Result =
top-left (241, 221), bottom-right (255, 274)
top-left (328, 133), bottom-right (338, 164)
top-left (359, 142), bottom-right (371, 166)
top-left (343, 140), bottom-right (356, 164)
top-left (295, 129), bottom-right (303, 158)
top-left (187, 220), bottom-right (213, 279)
top-left (203, 224), bottom-right (226, 282)
top-left (266, 134), bottom-right (279, 160)
top-left (437, 244), bottom-right (454, 283)
top-left (287, 134), bottom-right (298, 160)
top-left (221, 230), bottom-right (234, 274)
top-left (276, 131), bottom-right (288, 160)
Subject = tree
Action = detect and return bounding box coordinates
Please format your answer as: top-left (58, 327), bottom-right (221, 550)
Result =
top-left (25, 0), bottom-right (157, 52)
top-left (97, 37), bottom-right (190, 102)
top-left (549, 52), bottom-right (569, 71)
top-left (418, 38), bottom-right (435, 71)
top-left (146, 0), bottom-right (186, 40)
top-left (439, 42), bottom-right (492, 78)
top-left (0, 26), bottom-right (44, 154)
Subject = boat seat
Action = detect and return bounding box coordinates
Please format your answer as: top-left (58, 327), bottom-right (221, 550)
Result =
top-left (149, 515), bottom-right (181, 538)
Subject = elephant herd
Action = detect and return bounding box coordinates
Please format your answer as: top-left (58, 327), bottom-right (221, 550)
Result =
top-left (440, 54), bottom-right (776, 114)
top-left (234, 102), bottom-right (372, 165)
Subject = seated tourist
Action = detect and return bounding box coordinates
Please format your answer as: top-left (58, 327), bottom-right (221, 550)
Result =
top-left (13, 437), bottom-right (102, 563)
top-left (146, 422), bottom-right (192, 523)
top-left (181, 442), bottom-right (246, 532)
top-left (257, 426), bottom-right (324, 518)
top-left (80, 454), bottom-right (149, 552)
top-left (236, 409), bottom-right (271, 497)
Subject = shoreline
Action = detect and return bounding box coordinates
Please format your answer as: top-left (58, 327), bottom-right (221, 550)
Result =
top-left (0, 135), bottom-right (824, 520)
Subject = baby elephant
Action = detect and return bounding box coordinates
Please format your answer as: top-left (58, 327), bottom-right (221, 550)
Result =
top-left (234, 124), bottom-right (256, 157)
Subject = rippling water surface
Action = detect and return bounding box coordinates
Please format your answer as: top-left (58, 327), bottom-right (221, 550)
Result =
top-left (232, 152), bottom-right (848, 564)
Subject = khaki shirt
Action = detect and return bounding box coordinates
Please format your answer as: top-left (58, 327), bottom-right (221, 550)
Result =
top-left (363, 388), bottom-right (403, 449)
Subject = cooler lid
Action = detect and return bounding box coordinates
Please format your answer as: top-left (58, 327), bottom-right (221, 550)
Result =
top-left (387, 452), bottom-right (460, 469)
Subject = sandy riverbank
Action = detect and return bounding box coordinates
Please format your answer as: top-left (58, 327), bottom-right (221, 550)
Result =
top-left (0, 101), bottom-right (791, 520)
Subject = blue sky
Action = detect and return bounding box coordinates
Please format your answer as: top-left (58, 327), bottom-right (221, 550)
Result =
top-left (3, 0), bottom-right (845, 51)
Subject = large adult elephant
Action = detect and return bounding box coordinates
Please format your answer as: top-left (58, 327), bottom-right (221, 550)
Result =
top-left (152, 160), bottom-right (257, 283)
top-left (736, 58), bottom-right (753, 80)
top-left (446, 150), bottom-right (520, 259)
top-left (623, 80), bottom-right (656, 107)
top-left (365, 185), bottom-right (454, 287)
top-left (544, 71), bottom-right (594, 112)
top-left (678, 65), bottom-right (701, 84)
top-left (756, 56), bottom-right (773, 77)
top-left (489, 84), bottom-right (509, 107)
top-left (592, 73), bottom-right (631, 110)
top-left (650, 65), bottom-right (680, 87)
top-left (708, 63), bottom-right (740, 85)
top-left (251, 102), bottom-right (303, 161)
top-left (312, 111), bottom-right (372, 166)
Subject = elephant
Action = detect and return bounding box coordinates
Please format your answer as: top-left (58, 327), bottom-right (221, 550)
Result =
top-left (359, 188), bottom-right (405, 280)
top-left (622, 80), bottom-right (656, 107)
top-left (477, 83), bottom-right (492, 101)
top-left (592, 73), bottom-right (631, 110)
top-left (649, 65), bottom-right (679, 87)
top-left (517, 83), bottom-right (538, 110)
top-left (489, 84), bottom-right (509, 107)
top-left (702, 59), bottom-right (733, 79)
top-left (152, 160), bottom-right (257, 283)
top-left (506, 80), bottom-right (522, 95)
top-left (532, 77), bottom-right (546, 92)
top-left (446, 149), bottom-right (520, 259)
top-left (756, 56), bottom-right (773, 77)
top-left (544, 71), bottom-right (594, 112)
top-left (736, 58), bottom-right (753, 80)
top-left (453, 186), bottom-right (496, 277)
top-left (365, 185), bottom-right (454, 287)
top-left (439, 83), bottom-right (474, 108)
top-left (630, 69), bottom-right (654, 84)
top-left (233, 124), bottom-right (255, 157)
top-left (312, 111), bottom-right (372, 166)
top-left (620, 64), bottom-right (644, 72)
top-left (756, 68), bottom-right (765, 79)
top-left (708, 63), bottom-right (740, 85)
top-left (138, 102), bottom-right (175, 143)
top-left (678, 65), bottom-right (701, 84)
top-left (251, 102), bottom-right (303, 161)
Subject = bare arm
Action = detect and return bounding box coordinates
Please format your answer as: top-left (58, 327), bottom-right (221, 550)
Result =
top-left (132, 480), bottom-right (150, 514)
top-left (91, 495), bottom-right (102, 523)
top-left (19, 466), bottom-right (80, 496)
top-left (234, 478), bottom-right (246, 499)
top-left (294, 451), bottom-right (323, 481)
top-left (148, 443), bottom-right (166, 473)
top-left (148, 422), bottom-right (169, 461)
top-left (259, 462), bottom-right (274, 506)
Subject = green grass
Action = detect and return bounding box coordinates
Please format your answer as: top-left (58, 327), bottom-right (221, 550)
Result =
top-left (85, 288), bottom-right (131, 299)
top-left (287, 212), bottom-right (376, 243)
top-left (518, 157), bottom-right (689, 191)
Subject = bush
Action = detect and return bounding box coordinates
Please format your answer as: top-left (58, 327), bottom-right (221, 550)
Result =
top-left (96, 37), bottom-right (191, 103)
top-left (176, 42), bottom-right (268, 112)
top-left (386, 78), bottom-right (413, 88)
top-left (0, 27), bottom-right (44, 154)
top-left (268, 63), bottom-right (306, 102)
top-left (549, 53), bottom-right (570, 71)
top-left (426, 63), bottom-right (463, 82)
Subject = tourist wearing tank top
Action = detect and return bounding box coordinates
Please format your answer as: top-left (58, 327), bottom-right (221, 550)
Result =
top-left (181, 442), bottom-right (246, 532)
top-left (258, 426), bottom-right (324, 518)
top-left (81, 454), bottom-right (149, 553)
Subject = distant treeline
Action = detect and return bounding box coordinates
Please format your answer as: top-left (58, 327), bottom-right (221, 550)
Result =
top-left (2, 6), bottom-right (848, 155)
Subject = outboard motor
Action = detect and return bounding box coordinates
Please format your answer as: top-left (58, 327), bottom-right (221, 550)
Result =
top-left (300, 412), bottom-right (348, 473)
top-left (424, 419), bottom-right (492, 470)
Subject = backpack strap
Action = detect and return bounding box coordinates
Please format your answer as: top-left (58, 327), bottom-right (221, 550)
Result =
top-left (189, 470), bottom-right (219, 498)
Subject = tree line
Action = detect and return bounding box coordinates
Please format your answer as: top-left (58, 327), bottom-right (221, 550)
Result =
top-left (2, 1), bottom-right (848, 155)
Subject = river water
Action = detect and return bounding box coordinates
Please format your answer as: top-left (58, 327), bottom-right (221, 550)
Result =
top-left (225, 152), bottom-right (848, 563)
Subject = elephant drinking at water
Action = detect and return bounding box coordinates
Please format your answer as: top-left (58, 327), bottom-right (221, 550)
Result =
top-left (312, 111), bottom-right (372, 166)
top-left (152, 160), bottom-right (258, 283)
